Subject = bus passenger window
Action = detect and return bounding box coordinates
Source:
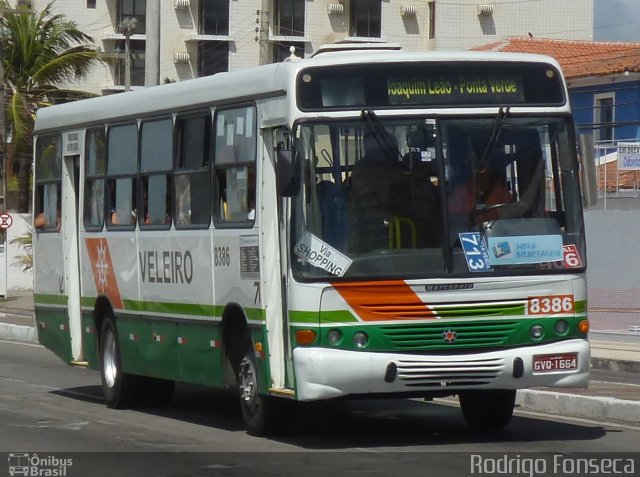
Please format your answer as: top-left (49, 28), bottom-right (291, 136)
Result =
top-left (175, 112), bottom-right (212, 228)
top-left (140, 117), bottom-right (173, 229)
top-left (107, 123), bottom-right (138, 229)
top-left (213, 105), bottom-right (256, 226)
top-left (34, 134), bottom-right (62, 232)
top-left (84, 127), bottom-right (106, 231)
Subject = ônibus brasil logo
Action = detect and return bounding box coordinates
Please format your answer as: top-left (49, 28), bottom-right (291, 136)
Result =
top-left (8, 453), bottom-right (73, 476)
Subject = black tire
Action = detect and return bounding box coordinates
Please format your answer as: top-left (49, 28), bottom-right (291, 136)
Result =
top-left (459, 389), bottom-right (516, 431)
top-left (99, 317), bottom-right (142, 409)
top-left (237, 338), bottom-right (288, 436)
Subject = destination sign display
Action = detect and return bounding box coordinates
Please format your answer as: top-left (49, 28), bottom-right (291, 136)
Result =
top-left (387, 75), bottom-right (524, 105)
top-left (297, 61), bottom-right (565, 110)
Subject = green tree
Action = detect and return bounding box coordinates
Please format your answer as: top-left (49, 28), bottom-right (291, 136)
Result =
top-left (1, 1), bottom-right (99, 212)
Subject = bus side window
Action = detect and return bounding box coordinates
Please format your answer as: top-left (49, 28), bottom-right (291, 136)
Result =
top-left (84, 127), bottom-right (106, 231)
top-left (106, 123), bottom-right (138, 229)
top-left (34, 134), bottom-right (62, 232)
top-left (175, 112), bottom-right (212, 228)
top-left (213, 105), bottom-right (256, 225)
top-left (140, 117), bottom-right (173, 228)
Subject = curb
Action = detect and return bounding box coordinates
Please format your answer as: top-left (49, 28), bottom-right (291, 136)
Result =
top-left (0, 323), bottom-right (38, 345)
top-left (591, 356), bottom-right (640, 374)
top-left (517, 389), bottom-right (640, 423)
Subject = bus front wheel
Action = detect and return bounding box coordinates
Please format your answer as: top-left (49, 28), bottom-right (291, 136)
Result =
top-left (237, 339), bottom-right (287, 436)
top-left (99, 317), bottom-right (141, 408)
top-left (458, 389), bottom-right (516, 431)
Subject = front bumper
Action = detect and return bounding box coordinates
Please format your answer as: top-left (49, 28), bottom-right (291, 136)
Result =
top-left (293, 339), bottom-right (590, 401)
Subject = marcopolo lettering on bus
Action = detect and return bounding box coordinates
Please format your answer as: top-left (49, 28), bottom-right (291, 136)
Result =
top-left (294, 232), bottom-right (352, 277)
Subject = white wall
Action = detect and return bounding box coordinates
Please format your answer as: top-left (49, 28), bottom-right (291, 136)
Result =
top-left (3, 214), bottom-right (34, 292)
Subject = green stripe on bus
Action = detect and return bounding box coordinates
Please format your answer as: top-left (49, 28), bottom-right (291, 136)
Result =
top-left (34, 294), bottom-right (68, 306)
top-left (289, 310), bottom-right (358, 324)
top-left (81, 296), bottom-right (266, 321)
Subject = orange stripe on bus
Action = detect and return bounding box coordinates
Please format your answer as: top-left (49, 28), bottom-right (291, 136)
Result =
top-left (333, 280), bottom-right (437, 322)
top-left (85, 238), bottom-right (124, 310)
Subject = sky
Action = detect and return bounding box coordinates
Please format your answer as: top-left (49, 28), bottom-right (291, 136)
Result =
top-left (594, 0), bottom-right (640, 41)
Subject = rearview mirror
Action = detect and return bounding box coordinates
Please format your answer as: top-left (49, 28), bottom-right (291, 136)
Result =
top-left (276, 149), bottom-right (300, 197)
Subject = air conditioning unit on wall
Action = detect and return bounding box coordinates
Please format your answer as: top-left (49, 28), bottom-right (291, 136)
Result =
top-left (477, 4), bottom-right (494, 16)
top-left (401, 6), bottom-right (418, 17)
top-left (173, 52), bottom-right (190, 64)
top-left (327, 3), bottom-right (344, 15)
top-left (175, 0), bottom-right (190, 10)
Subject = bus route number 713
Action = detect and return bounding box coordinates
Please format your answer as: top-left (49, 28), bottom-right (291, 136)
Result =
top-left (459, 232), bottom-right (493, 272)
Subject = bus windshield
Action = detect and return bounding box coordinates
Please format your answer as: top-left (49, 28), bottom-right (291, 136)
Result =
top-left (291, 115), bottom-right (586, 280)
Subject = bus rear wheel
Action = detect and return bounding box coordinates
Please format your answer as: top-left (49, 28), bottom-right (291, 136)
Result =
top-left (237, 339), bottom-right (287, 436)
top-left (459, 389), bottom-right (516, 431)
top-left (100, 317), bottom-right (141, 409)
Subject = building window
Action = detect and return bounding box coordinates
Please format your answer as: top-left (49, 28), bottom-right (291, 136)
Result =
top-left (201, 0), bottom-right (229, 35)
top-left (87, 0), bottom-right (96, 8)
top-left (272, 41), bottom-right (305, 62)
top-left (595, 94), bottom-right (614, 143)
top-left (351, 0), bottom-right (381, 38)
top-left (198, 41), bottom-right (229, 77)
top-left (428, 1), bottom-right (435, 39)
top-left (274, 0), bottom-right (305, 36)
top-left (118, 0), bottom-right (146, 35)
top-left (214, 106), bottom-right (257, 225)
top-left (115, 39), bottom-right (145, 87)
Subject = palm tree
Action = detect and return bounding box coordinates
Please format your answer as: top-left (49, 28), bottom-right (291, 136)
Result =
top-left (1, 1), bottom-right (99, 212)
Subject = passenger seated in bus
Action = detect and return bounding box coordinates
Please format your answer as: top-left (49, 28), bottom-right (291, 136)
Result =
top-left (348, 132), bottom-right (440, 252)
top-left (34, 209), bottom-right (61, 231)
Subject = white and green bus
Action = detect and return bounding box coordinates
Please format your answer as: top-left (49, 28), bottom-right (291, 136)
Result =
top-left (33, 46), bottom-right (594, 435)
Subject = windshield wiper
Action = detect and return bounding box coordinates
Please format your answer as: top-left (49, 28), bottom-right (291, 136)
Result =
top-left (360, 109), bottom-right (404, 163)
top-left (476, 106), bottom-right (510, 173)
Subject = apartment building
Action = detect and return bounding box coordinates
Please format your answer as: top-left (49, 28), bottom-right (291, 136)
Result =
top-left (35, 0), bottom-right (593, 94)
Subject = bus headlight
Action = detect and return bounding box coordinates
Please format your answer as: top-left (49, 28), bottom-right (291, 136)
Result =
top-left (327, 329), bottom-right (342, 346)
top-left (554, 319), bottom-right (569, 335)
top-left (353, 332), bottom-right (369, 348)
top-left (529, 324), bottom-right (544, 340)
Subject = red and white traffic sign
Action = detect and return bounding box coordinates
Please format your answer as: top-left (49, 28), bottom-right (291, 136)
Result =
top-left (0, 213), bottom-right (13, 230)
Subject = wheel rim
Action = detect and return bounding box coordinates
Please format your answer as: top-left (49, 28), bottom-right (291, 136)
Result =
top-left (102, 329), bottom-right (118, 389)
top-left (239, 355), bottom-right (259, 418)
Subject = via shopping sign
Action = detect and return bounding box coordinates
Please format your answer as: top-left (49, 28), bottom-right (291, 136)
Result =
top-left (617, 142), bottom-right (640, 171)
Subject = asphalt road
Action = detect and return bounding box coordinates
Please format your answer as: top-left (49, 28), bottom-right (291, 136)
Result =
top-left (1, 340), bottom-right (639, 477)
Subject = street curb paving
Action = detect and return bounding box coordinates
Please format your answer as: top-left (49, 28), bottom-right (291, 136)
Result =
top-left (0, 323), bottom-right (38, 345)
top-left (516, 389), bottom-right (640, 423)
top-left (591, 357), bottom-right (640, 374)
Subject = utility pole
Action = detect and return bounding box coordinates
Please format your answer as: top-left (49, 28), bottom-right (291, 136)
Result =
top-left (257, 0), bottom-right (271, 65)
top-left (118, 17), bottom-right (137, 92)
top-left (145, 0), bottom-right (160, 87)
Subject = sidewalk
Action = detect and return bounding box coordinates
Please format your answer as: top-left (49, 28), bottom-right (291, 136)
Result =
top-left (1, 290), bottom-right (639, 424)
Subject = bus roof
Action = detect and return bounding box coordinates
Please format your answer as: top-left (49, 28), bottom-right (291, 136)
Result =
top-left (34, 50), bottom-right (563, 134)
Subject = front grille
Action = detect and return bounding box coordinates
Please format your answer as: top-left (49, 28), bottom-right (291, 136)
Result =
top-left (381, 320), bottom-right (519, 350)
top-left (396, 356), bottom-right (504, 388)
